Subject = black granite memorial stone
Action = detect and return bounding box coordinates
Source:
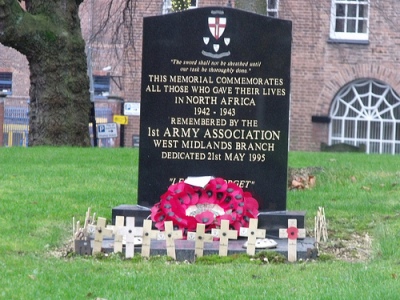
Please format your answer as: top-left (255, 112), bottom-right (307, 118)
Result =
top-left (138, 7), bottom-right (292, 211)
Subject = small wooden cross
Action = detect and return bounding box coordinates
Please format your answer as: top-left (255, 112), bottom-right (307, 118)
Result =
top-left (113, 216), bottom-right (125, 254)
top-left (216, 219), bottom-right (237, 256)
top-left (118, 217), bottom-right (143, 258)
top-left (163, 221), bottom-right (183, 260)
top-left (279, 219), bottom-right (306, 262)
top-left (240, 218), bottom-right (266, 256)
top-left (93, 217), bottom-right (113, 255)
top-left (191, 223), bottom-right (213, 258)
top-left (141, 219), bottom-right (159, 258)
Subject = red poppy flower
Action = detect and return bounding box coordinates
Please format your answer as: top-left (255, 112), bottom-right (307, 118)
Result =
top-left (195, 211), bottom-right (215, 225)
top-left (287, 226), bottom-right (299, 240)
top-left (243, 192), bottom-right (259, 218)
top-left (207, 178), bottom-right (228, 200)
top-left (226, 182), bottom-right (243, 198)
top-left (168, 181), bottom-right (192, 194)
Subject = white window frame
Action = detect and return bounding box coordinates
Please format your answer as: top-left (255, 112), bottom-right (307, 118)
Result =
top-left (329, 79), bottom-right (400, 154)
top-left (162, 0), bottom-right (198, 14)
top-left (266, 0), bottom-right (279, 18)
top-left (330, 0), bottom-right (370, 41)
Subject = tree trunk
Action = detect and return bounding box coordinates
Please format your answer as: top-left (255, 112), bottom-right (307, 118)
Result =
top-left (0, 0), bottom-right (91, 146)
top-left (235, 0), bottom-right (266, 14)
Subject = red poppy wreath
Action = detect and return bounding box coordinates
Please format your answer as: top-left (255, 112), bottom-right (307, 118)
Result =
top-left (150, 177), bottom-right (259, 236)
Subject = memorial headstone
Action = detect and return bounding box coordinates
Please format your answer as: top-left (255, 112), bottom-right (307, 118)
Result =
top-left (138, 7), bottom-right (292, 212)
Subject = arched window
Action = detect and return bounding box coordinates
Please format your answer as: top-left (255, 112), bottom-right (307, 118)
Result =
top-left (329, 79), bottom-right (400, 154)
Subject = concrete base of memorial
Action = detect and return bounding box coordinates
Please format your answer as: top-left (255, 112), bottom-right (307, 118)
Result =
top-left (78, 237), bottom-right (317, 262)
top-left (111, 205), bottom-right (306, 238)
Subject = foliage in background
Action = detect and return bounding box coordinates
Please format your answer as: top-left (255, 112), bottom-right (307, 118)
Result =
top-left (0, 1), bottom-right (91, 146)
top-left (172, 0), bottom-right (191, 11)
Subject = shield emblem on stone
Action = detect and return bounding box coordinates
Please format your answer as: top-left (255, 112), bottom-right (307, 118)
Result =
top-left (208, 17), bottom-right (226, 40)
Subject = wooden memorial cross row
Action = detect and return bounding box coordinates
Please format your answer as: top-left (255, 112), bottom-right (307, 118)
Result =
top-left (217, 219), bottom-right (237, 256)
top-left (189, 223), bottom-right (213, 258)
top-left (279, 219), bottom-right (306, 262)
top-left (93, 217), bottom-right (113, 255)
top-left (240, 218), bottom-right (266, 256)
top-left (163, 221), bottom-right (183, 260)
top-left (141, 219), bottom-right (159, 258)
top-left (118, 217), bottom-right (144, 259)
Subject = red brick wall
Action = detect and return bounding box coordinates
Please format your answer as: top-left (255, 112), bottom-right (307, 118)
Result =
top-left (280, 0), bottom-right (400, 150)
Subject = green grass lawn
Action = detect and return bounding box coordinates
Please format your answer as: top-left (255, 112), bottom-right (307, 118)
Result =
top-left (1, 147), bottom-right (400, 299)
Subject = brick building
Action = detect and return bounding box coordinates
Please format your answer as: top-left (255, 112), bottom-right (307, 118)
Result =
top-left (1, 1), bottom-right (400, 153)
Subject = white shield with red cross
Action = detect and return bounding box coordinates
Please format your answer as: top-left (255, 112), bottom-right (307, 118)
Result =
top-left (208, 17), bottom-right (226, 40)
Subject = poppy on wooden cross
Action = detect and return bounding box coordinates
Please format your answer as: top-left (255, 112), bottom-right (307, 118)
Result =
top-left (279, 219), bottom-right (306, 262)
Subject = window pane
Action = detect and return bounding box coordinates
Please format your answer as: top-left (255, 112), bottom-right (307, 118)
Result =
top-left (345, 120), bottom-right (355, 138)
top-left (383, 123), bottom-right (393, 140)
top-left (93, 76), bottom-right (110, 97)
top-left (395, 144), bottom-right (400, 154)
top-left (359, 5), bottom-right (368, 18)
top-left (331, 120), bottom-right (342, 137)
top-left (370, 121), bottom-right (380, 139)
top-left (0, 72), bottom-right (12, 94)
top-left (357, 120), bottom-right (367, 138)
top-left (396, 123), bottom-right (400, 140)
top-left (382, 143), bottom-right (392, 154)
top-left (335, 100), bottom-right (346, 117)
top-left (336, 4), bottom-right (345, 17)
top-left (347, 20), bottom-right (356, 32)
top-left (348, 4), bottom-right (357, 17)
top-left (268, 0), bottom-right (277, 8)
top-left (358, 20), bottom-right (367, 33)
top-left (335, 19), bottom-right (345, 32)
top-left (370, 142), bottom-right (380, 153)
